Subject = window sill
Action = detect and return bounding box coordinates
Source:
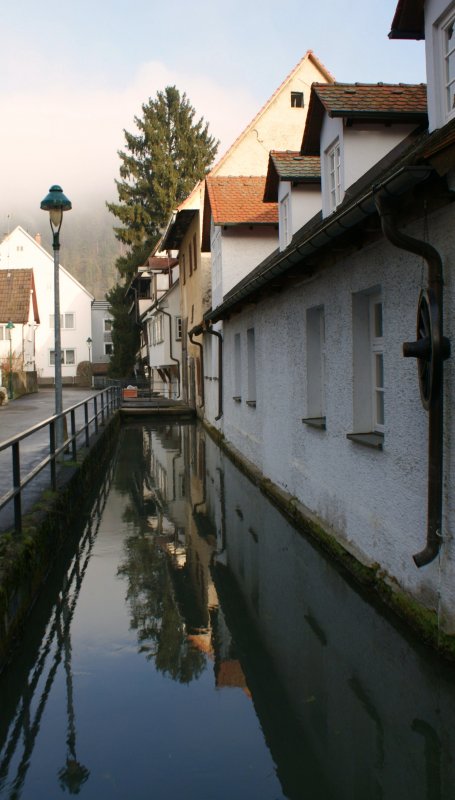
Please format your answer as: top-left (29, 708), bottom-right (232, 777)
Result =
top-left (232, 396), bottom-right (241, 403)
top-left (245, 400), bottom-right (256, 408)
top-left (302, 416), bottom-right (326, 430)
top-left (346, 432), bottom-right (384, 450)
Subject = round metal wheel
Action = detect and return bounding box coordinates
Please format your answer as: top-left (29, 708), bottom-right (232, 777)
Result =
top-left (410, 289), bottom-right (441, 410)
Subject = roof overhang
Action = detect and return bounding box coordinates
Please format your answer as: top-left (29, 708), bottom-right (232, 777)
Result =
top-left (160, 209), bottom-right (198, 250)
top-left (389, 0), bottom-right (425, 40)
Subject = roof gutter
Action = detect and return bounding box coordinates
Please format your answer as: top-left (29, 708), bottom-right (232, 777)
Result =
top-left (206, 166), bottom-right (433, 323)
top-left (188, 324), bottom-right (204, 408)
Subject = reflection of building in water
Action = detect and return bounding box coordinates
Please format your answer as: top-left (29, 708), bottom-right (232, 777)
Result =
top-left (135, 423), bottom-right (250, 695)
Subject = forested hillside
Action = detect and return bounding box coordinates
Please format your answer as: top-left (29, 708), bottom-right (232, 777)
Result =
top-left (1, 205), bottom-right (122, 300)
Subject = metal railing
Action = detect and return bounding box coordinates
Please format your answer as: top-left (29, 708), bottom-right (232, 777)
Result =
top-left (0, 386), bottom-right (121, 536)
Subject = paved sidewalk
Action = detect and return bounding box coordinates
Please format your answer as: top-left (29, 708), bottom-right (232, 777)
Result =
top-left (0, 387), bottom-right (97, 532)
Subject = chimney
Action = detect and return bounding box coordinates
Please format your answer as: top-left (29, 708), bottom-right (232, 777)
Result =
top-left (35, 233), bottom-right (41, 246)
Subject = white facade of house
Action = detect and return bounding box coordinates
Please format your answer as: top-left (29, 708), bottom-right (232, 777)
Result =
top-left (0, 227), bottom-right (93, 381)
top-left (145, 277), bottom-right (182, 399)
top-left (199, 9), bottom-right (455, 640)
top-left (211, 223), bottom-right (278, 309)
top-left (319, 116), bottom-right (420, 218)
top-left (91, 300), bottom-right (113, 366)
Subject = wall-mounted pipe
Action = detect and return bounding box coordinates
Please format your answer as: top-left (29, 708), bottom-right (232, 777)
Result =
top-left (159, 307), bottom-right (181, 399)
top-left (204, 326), bottom-right (223, 420)
top-left (188, 325), bottom-right (204, 407)
top-left (374, 191), bottom-right (450, 567)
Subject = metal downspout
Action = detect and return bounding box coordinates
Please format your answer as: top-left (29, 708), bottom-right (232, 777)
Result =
top-left (205, 327), bottom-right (223, 420)
top-left (374, 192), bottom-right (450, 567)
top-left (188, 325), bottom-right (204, 407)
top-left (160, 307), bottom-right (181, 399)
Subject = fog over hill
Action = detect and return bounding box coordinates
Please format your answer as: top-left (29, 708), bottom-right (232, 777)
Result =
top-left (1, 204), bottom-right (123, 300)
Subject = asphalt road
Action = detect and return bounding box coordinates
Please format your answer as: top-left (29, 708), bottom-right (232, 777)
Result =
top-left (0, 387), bottom-right (97, 532)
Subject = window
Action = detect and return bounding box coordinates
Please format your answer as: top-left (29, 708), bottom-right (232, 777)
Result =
top-left (443, 12), bottom-right (455, 117)
top-left (304, 306), bottom-right (326, 428)
top-left (103, 319), bottom-right (112, 332)
top-left (234, 333), bottom-right (241, 401)
top-left (49, 313), bottom-right (75, 329)
top-left (104, 343), bottom-right (114, 355)
top-left (189, 242), bottom-right (193, 276)
top-left (279, 193), bottom-right (291, 250)
top-left (154, 314), bottom-right (164, 345)
top-left (192, 234), bottom-right (197, 271)
top-left (326, 139), bottom-right (342, 212)
top-left (181, 254), bottom-right (186, 284)
top-left (176, 316), bottom-right (182, 340)
top-left (0, 325), bottom-right (5, 340)
top-left (291, 91), bottom-right (304, 108)
top-left (370, 296), bottom-right (384, 433)
top-left (246, 328), bottom-right (256, 406)
top-left (350, 288), bottom-right (384, 447)
top-left (49, 349), bottom-right (75, 365)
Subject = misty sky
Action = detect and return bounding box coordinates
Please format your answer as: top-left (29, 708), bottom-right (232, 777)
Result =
top-left (1, 0), bottom-right (425, 231)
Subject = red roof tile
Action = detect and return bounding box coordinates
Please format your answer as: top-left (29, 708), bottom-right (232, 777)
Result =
top-left (264, 151), bottom-right (321, 201)
top-left (302, 82), bottom-right (427, 155)
top-left (206, 176), bottom-right (278, 225)
top-left (0, 269), bottom-right (37, 323)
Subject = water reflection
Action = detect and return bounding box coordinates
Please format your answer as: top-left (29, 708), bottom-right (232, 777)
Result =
top-left (0, 420), bottom-right (454, 799)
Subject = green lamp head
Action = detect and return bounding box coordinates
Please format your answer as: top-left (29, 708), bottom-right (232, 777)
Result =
top-left (40, 185), bottom-right (72, 230)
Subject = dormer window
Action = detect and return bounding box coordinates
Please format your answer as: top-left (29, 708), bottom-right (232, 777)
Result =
top-left (291, 91), bottom-right (304, 108)
top-left (326, 139), bottom-right (342, 212)
top-left (279, 193), bottom-right (291, 250)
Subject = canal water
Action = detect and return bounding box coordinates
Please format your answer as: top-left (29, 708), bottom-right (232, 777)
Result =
top-left (0, 420), bottom-right (454, 799)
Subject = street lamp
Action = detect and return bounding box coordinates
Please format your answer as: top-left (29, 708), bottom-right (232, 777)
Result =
top-left (40, 185), bottom-right (72, 446)
top-left (5, 320), bottom-right (15, 399)
top-left (86, 337), bottom-right (92, 362)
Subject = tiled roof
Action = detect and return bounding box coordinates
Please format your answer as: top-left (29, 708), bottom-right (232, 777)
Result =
top-left (389, 0), bottom-right (425, 40)
top-left (206, 176), bottom-right (278, 225)
top-left (0, 269), bottom-right (36, 323)
top-left (264, 151), bottom-right (321, 201)
top-left (145, 255), bottom-right (179, 270)
top-left (302, 82), bottom-right (427, 155)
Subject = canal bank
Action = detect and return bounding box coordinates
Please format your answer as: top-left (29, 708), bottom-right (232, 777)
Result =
top-left (0, 407), bottom-right (121, 669)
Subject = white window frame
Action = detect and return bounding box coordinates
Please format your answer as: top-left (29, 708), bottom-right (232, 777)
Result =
top-left (442, 9), bottom-right (455, 121)
top-left (103, 318), bottom-right (113, 333)
top-left (234, 332), bottom-right (241, 400)
top-left (104, 342), bottom-right (114, 356)
top-left (326, 139), bottom-right (342, 212)
top-left (246, 328), bottom-right (256, 406)
top-left (351, 287), bottom-right (384, 439)
top-left (370, 295), bottom-right (384, 434)
top-left (0, 325), bottom-right (5, 341)
top-left (49, 348), bottom-right (76, 366)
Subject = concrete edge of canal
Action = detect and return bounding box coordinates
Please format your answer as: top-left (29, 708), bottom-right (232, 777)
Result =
top-left (203, 419), bottom-right (455, 662)
top-left (0, 412), bottom-right (122, 672)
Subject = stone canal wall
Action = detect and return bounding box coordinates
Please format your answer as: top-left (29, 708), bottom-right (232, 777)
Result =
top-left (0, 412), bottom-right (121, 670)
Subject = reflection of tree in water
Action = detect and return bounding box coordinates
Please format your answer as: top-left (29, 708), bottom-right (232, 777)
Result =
top-left (118, 535), bottom-right (206, 684)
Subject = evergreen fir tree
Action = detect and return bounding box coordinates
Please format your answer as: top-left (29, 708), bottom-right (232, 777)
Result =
top-left (107, 85), bottom-right (218, 279)
top-left (106, 283), bottom-right (140, 378)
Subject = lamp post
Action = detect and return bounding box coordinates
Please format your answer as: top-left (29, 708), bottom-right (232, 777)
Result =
top-left (6, 320), bottom-right (15, 399)
top-left (86, 337), bottom-right (92, 362)
top-left (40, 185), bottom-right (72, 446)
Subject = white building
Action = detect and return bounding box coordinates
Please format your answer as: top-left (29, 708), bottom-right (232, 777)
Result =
top-left (200, 43), bottom-right (454, 647)
top-left (0, 226), bottom-right (93, 382)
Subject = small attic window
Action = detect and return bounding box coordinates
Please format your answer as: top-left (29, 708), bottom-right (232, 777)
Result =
top-left (291, 91), bottom-right (304, 108)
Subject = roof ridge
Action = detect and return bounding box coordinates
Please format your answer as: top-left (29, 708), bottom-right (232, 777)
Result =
top-left (210, 51), bottom-right (334, 177)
